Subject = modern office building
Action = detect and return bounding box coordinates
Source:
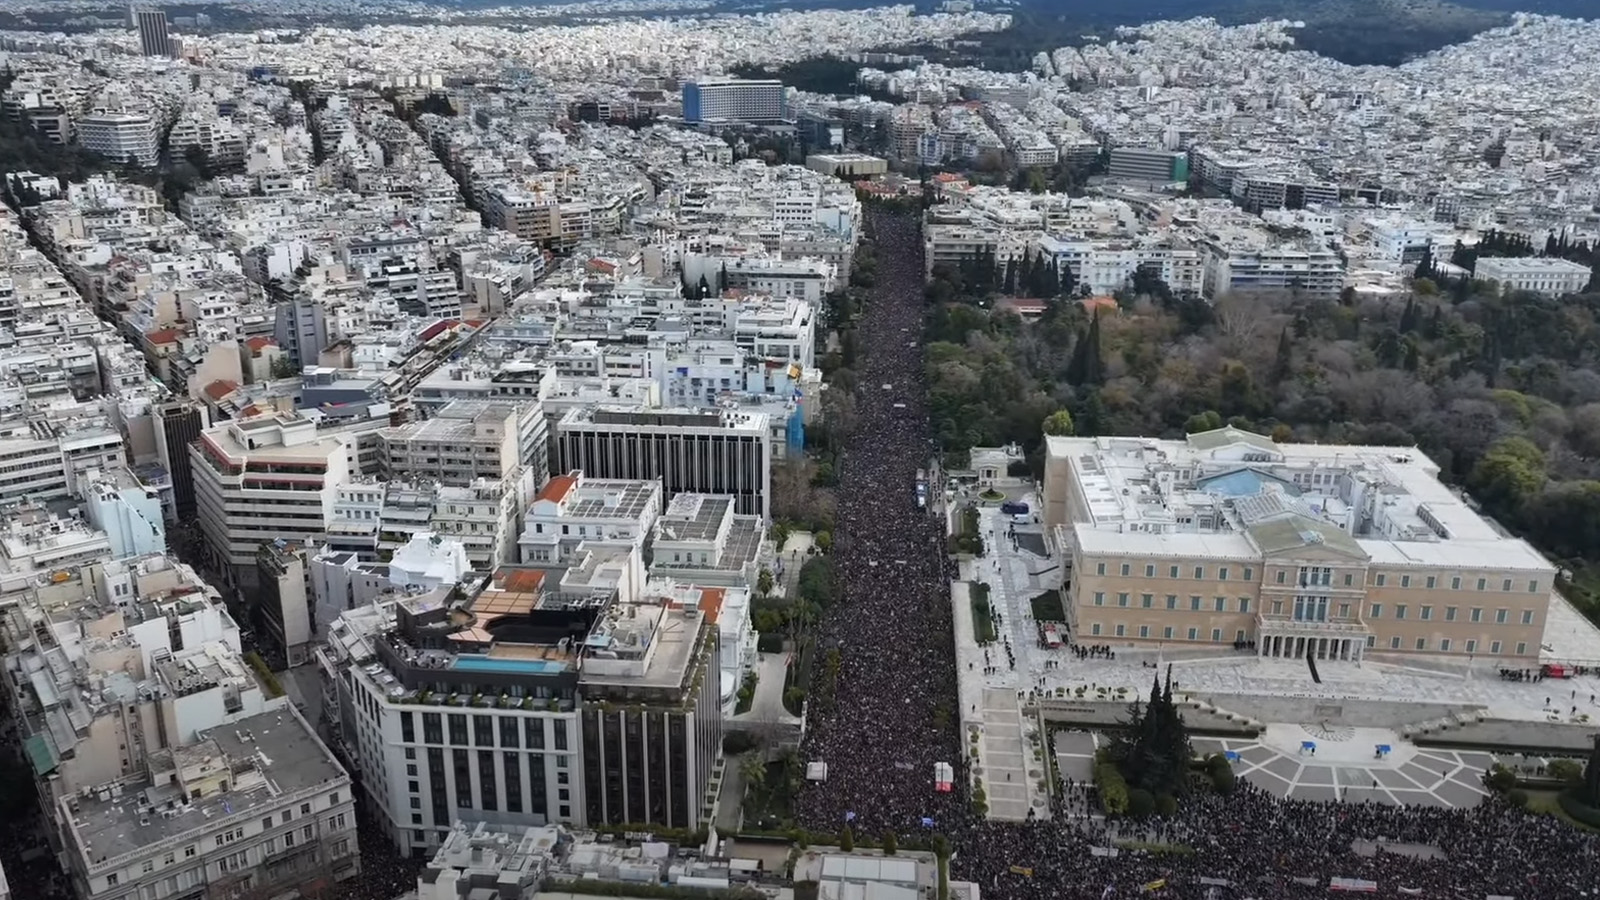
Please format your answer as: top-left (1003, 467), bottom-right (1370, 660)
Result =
top-left (681, 77), bottom-right (785, 124)
top-left (1472, 257), bottom-right (1592, 296)
top-left (132, 7), bottom-right (172, 57)
top-left (257, 539), bottom-right (315, 666)
top-left (190, 413), bottom-right (356, 587)
top-left (554, 406), bottom-right (771, 521)
top-left (77, 112), bottom-right (160, 167)
top-left (1044, 428), bottom-right (1556, 662)
top-left (153, 399), bottom-right (208, 522)
top-left (317, 565), bottom-right (723, 856)
top-left (1107, 147), bottom-right (1188, 186)
top-left (273, 297), bottom-right (330, 369)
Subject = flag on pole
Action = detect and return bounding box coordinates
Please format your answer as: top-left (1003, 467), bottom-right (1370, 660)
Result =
top-left (844, 811), bottom-right (856, 822)
top-left (920, 817), bottom-right (935, 827)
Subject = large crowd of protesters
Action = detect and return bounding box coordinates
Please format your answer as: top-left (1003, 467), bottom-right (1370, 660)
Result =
top-left (798, 208), bottom-right (1600, 900)
top-left (795, 210), bottom-right (967, 836)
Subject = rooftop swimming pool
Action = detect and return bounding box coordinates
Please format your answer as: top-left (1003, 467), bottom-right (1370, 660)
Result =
top-left (453, 656), bottom-right (567, 675)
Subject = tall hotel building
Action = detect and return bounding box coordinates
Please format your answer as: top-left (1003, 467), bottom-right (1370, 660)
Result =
top-left (554, 406), bottom-right (771, 521)
top-left (1045, 428), bottom-right (1555, 663)
top-left (317, 567), bottom-right (722, 855)
top-left (681, 78), bottom-right (786, 125)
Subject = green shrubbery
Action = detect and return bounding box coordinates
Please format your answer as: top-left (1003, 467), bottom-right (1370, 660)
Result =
top-left (1205, 753), bottom-right (1236, 794)
top-left (244, 652), bottom-right (284, 698)
top-left (1094, 757), bottom-right (1129, 815)
top-left (1559, 790), bottom-right (1600, 829)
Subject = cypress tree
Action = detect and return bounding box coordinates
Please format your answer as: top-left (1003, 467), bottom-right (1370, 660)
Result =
top-left (1272, 327), bottom-right (1293, 382)
top-left (1082, 310), bottom-right (1104, 385)
top-left (1399, 297), bottom-right (1418, 334)
top-left (1584, 734), bottom-right (1600, 806)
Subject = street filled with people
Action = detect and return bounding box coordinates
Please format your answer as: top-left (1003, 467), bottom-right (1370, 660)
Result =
top-left (798, 207), bottom-right (1600, 899)
top-left (795, 208), bottom-right (967, 836)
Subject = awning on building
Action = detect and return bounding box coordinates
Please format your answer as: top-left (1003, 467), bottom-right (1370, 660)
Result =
top-left (24, 733), bottom-right (57, 776)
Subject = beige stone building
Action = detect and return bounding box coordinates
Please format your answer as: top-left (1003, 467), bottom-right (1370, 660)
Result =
top-left (1044, 428), bottom-right (1555, 662)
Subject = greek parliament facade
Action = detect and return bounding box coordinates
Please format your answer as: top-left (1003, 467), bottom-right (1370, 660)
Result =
top-left (1044, 428), bottom-right (1556, 663)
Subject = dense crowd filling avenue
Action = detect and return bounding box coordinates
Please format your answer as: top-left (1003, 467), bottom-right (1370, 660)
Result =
top-left (796, 209), bottom-right (968, 836)
top-left (798, 209), bottom-right (1600, 900)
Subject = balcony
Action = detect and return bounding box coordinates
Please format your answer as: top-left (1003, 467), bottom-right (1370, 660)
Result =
top-left (1254, 611), bottom-right (1371, 637)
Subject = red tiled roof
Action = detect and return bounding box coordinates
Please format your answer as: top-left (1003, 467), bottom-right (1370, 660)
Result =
top-left (245, 335), bottom-right (277, 351)
top-left (145, 328), bottom-right (182, 345)
top-left (491, 568), bottom-right (546, 594)
top-left (418, 319), bottom-right (461, 342)
top-left (536, 474), bottom-right (577, 504)
top-left (202, 379), bottom-right (239, 401)
top-left (697, 587), bottom-right (726, 624)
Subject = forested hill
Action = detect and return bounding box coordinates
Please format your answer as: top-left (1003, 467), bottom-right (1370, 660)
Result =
top-left (742, 0), bottom-right (1583, 83)
top-left (911, 260), bottom-right (1600, 622)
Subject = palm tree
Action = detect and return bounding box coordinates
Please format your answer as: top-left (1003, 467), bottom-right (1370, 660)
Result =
top-left (740, 751), bottom-right (768, 804)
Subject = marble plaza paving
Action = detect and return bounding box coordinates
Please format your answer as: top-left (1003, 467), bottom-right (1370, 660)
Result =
top-left (1195, 724), bottom-right (1495, 808)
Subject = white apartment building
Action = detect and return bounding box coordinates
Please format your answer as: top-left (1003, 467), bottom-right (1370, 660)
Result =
top-left (77, 112), bottom-right (159, 168)
top-left (1472, 257), bottom-right (1592, 296)
top-left (2, 556), bottom-right (360, 900)
top-left (0, 502), bottom-right (114, 593)
top-left (518, 471), bottom-right (663, 565)
top-left (378, 401), bottom-right (524, 485)
top-left (680, 254), bottom-right (837, 305)
top-left (1036, 235), bottom-right (1205, 296)
top-left (190, 413), bottom-right (357, 586)
top-left (0, 424), bottom-right (125, 504)
top-left (1199, 235), bottom-right (1345, 301)
top-left (648, 493), bottom-right (767, 591)
top-left (923, 224), bottom-right (1033, 278)
top-left (431, 479), bottom-right (522, 570)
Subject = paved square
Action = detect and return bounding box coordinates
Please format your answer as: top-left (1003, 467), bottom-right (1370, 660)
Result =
top-left (1202, 727), bottom-right (1499, 809)
top-left (1290, 784), bottom-right (1338, 802)
top-left (1299, 765), bottom-right (1335, 784)
top-left (1262, 755), bottom-right (1302, 780)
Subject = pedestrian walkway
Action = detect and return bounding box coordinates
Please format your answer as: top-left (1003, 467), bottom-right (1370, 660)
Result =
top-left (954, 581), bottom-right (1051, 822)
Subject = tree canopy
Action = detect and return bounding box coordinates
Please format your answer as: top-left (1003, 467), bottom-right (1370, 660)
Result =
top-left (924, 258), bottom-right (1600, 625)
top-left (1106, 669), bottom-right (1192, 800)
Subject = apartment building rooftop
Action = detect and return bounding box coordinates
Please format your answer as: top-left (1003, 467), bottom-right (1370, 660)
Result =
top-left (535, 473), bottom-right (660, 522)
top-left (1048, 427), bottom-right (1552, 573)
top-left (67, 705), bottom-right (340, 865)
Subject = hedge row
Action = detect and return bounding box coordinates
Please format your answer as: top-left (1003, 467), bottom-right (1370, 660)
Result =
top-left (1558, 791), bottom-right (1600, 829)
